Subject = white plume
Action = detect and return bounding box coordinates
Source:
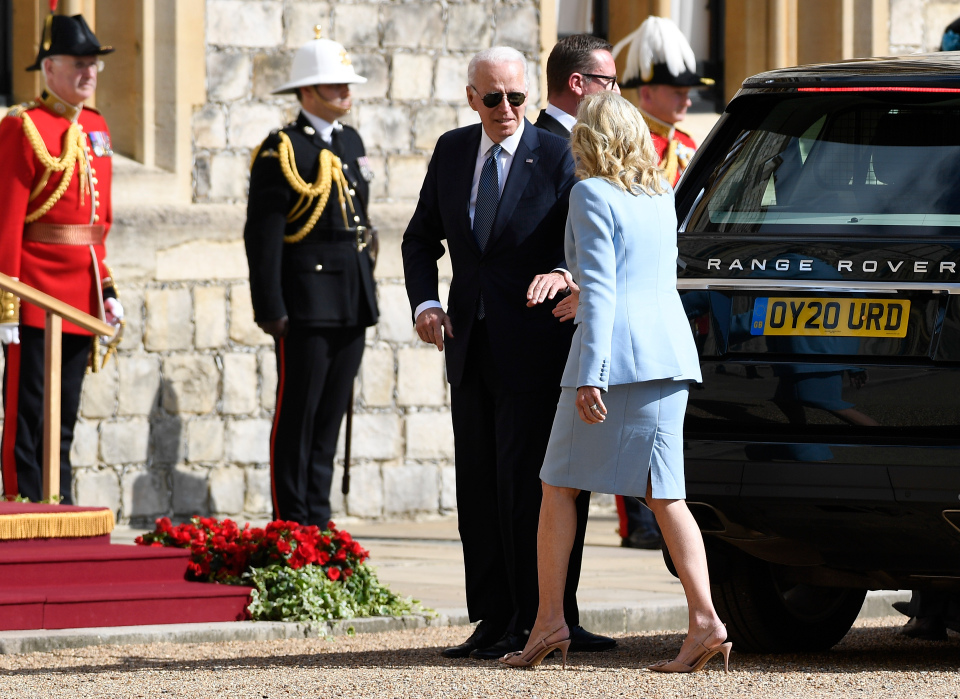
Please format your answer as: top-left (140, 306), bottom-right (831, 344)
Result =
top-left (611, 16), bottom-right (697, 84)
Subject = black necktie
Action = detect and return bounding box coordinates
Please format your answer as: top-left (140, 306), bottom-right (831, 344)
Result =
top-left (473, 144), bottom-right (502, 319)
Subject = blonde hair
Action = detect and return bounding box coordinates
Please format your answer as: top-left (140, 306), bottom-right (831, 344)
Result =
top-left (571, 91), bottom-right (666, 196)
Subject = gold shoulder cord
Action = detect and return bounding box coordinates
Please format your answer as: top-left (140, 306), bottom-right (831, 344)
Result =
top-left (18, 112), bottom-right (89, 223)
top-left (641, 113), bottom-right (679, 184)
top-left (274, 131), bottom-right (356, 244)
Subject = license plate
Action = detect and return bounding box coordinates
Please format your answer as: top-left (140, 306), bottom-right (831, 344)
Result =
top-left (750, 297), bottom-right (910, 337)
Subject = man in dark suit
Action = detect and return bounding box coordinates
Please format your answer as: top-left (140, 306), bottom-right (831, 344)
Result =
top-left (402, 46), bottom-right (612, 660)
top-left (536, 34), bottom-right (662, 552)
top-left (244, 31), bottom-right (378, 529)
top-left (535, 34), bottom-right (619, 139)
top-left (533, 31), bottom-right (651, 614)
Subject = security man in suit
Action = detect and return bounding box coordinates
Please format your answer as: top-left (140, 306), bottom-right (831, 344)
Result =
top-left (528, 33), bottom-right (622, 652)
top-left (535, 34), bottom-right (619, 139)
top-left (402, 46), bottom-right (609, 660)
top-left (0, 12), bottom-right (123, 503)
top-left (243, 28), bottom-right (378, 528)
top-left (612, 16), bottom-right (714, 186)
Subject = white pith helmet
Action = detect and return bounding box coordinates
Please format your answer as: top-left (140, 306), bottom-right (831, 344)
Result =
top-left (272, 25), bottom-right (367, 94)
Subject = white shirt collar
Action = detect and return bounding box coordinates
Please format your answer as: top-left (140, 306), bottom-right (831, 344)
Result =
top-left (545, 103), bottom-right (576, 132)
top-left (479, 118), bottom-right (525, 158)
top-left (301, 110), bottom-right (338, 143)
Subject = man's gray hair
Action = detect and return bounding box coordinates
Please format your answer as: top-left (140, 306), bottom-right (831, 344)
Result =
top-left (467, 47), bottom-right (528, 88)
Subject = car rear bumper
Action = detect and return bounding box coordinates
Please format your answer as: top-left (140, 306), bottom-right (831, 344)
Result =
top-left (685, 440), bottom-right (960, 587)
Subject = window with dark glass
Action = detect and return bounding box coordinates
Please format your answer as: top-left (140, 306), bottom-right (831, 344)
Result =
top-left (685, 93), bottom-right (960, 235)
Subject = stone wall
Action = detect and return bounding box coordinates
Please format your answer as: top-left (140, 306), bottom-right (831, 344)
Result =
top-left (194, 0), bottom-right (544, 204)
top-left (2, 0), bottom-right (550, 525)
top-left (888, 0), bottom-right (960, 53)
top-left (30, 199), bottom-right (464, 526)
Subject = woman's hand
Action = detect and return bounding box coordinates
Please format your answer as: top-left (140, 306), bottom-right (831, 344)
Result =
top-left (576, 386), bottom-right (606, 424)
top-left (553, 273), bottom-right (579, 322)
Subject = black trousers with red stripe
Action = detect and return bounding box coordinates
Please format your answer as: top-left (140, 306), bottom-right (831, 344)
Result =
top-left (271, 325), bottom-right (365, 527)
top-left (2, 326), bottom-right (89, 503)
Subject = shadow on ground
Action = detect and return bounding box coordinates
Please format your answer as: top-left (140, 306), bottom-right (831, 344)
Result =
top-left (2, 626), bottom-right (958, 678)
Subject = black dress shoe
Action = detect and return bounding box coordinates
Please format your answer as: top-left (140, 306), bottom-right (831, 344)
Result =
top-left (891, 600), bottom-right (910, 617)
top-left (568, 625), bottom-right (617, 653)
top-left (469, 631), bottom-right (528, 660)
top-left (621, 530), bottom-right (662, 550)
top-left (441, 621), bottom-right (505, 659)
top-left (900, 616), bottom-right (948, 642)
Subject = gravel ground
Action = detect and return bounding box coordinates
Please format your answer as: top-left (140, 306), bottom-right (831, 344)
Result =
top-left (1, 616), bottom-right (958, 698)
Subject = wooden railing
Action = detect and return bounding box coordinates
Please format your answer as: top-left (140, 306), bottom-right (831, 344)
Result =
top-left (0, 273), bottom-right (116, 502)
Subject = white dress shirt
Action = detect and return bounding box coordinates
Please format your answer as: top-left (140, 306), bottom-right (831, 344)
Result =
top-left (301, 110), bottom-right (339, 142)
top-left (545, 102), bottom-right (577, 133)
top-left (415, 121), bottom-right (526, 320)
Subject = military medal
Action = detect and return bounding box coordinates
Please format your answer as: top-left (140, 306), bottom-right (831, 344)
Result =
top-left (89, 131), bottom-right (112, 157)
top-left (357, 155), bottom-right (375, 182)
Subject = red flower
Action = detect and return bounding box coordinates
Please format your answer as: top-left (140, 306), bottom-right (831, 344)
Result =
top-left (327, 567), bottom-right (341, 581)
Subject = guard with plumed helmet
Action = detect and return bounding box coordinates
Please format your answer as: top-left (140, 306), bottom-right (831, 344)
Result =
top-left (612, 16), bottom-right (713, 186)
top-left (243, 27), bottom-right (378, 528)
top-left (609, 15), bottom-right (712, 545)
top-left (0, 3), bottom-right (123, 504)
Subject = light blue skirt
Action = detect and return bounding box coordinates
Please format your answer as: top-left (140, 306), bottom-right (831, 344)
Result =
top-left (539, 379), bottom-right (690, 499)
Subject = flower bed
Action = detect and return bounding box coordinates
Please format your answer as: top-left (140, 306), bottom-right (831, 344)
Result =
top-left (137, 517), bottom-right (426, 622)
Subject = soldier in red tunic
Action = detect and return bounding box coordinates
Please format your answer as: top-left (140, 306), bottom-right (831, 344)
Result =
top-left (612, 16), bottom-right (714, 187)
top-left (609, 16), bottom-right (713, 546)
top-left (0, 12), bottom-right (122, 503)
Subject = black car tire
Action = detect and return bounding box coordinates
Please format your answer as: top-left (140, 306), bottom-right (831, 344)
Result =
top-left (707, 550), bottom-right (867, 653)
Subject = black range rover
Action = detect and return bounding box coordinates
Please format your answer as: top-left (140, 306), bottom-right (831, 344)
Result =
top-left (673, 53), bottom-right (960, 652)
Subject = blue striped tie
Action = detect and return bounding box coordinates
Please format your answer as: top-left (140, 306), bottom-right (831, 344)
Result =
top-left (473, 144), bottom-right (502, 319)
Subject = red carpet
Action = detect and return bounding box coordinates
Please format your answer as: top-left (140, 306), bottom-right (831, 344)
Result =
top-left (0, 503), bottom-right (252, 631)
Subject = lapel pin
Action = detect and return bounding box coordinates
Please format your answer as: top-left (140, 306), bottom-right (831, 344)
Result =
top-left (525, 159), bottom-right (534, 163)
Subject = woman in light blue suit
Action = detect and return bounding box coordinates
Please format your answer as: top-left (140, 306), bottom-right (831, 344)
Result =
top-left (501, 92), bottom-right (730, 673)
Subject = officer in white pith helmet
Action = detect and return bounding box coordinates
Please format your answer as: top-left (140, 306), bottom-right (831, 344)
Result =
top-left (243, 26), bottom-right (378, 528)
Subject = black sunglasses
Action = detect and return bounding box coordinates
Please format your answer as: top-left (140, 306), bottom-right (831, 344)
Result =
top-left (470, 86), bottom-right (526, 108)
top-left (581, 73), bottom-right (618, 89)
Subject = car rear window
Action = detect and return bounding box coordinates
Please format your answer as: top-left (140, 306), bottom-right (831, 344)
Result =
top-left (684, 93), bottom-right (960, 236)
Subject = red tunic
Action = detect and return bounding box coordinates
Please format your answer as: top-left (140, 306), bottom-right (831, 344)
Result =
top-left (0, 95), bottom-right (112, 335)
top-left (649, 127), bottom-right (698, 187)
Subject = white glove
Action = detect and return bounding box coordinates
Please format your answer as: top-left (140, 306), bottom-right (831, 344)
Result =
top-left (0, 323), bottom-right (19, 345)
top-left (104, 297), bottom-right (124, 327)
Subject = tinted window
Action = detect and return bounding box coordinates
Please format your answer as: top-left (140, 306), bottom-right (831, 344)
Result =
top-left (685, 93), bottom-right (960, 236)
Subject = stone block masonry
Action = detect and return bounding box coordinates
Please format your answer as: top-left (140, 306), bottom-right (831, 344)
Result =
top-left (61, 201), bottom-right (472, 526)
top-left (196, 0), bottom-right (546, 205)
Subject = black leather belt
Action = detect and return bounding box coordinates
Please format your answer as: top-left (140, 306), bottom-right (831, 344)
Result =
top-left (293, 227), bottom-right (371, 251)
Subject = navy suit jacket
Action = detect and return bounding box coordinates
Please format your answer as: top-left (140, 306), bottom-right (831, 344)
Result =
top-left (534, 109), bottom-right (571, 140)
top-left (402, 120), bottom-right (577, 390)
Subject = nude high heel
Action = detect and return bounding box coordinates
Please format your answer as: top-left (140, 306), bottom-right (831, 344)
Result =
top-left (499, 625), bottom-right (571, 670)
top-left (648, 625), bottom-right (732, 674)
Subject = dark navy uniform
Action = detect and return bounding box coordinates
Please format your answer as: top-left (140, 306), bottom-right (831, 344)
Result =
top-left (244, 112), bottom-right (378, 527)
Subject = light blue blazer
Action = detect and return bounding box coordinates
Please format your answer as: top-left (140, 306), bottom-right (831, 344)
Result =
top-left (561, 177), bottom-right (702, 391)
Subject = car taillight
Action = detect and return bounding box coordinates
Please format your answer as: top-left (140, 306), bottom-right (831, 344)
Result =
top-left (798, 86), bottom-right (960, 92)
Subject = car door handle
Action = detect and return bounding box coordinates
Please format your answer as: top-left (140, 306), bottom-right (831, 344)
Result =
top-left (676, 278), bottom-right (960, 295)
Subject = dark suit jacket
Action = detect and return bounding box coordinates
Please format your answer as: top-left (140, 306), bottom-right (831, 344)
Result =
top-left (402, 120), bottom-right (577, 391)
top-left (244, 112), bottom-right (378, 328)
top-left (534, 109), bottom-right (572, 140)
